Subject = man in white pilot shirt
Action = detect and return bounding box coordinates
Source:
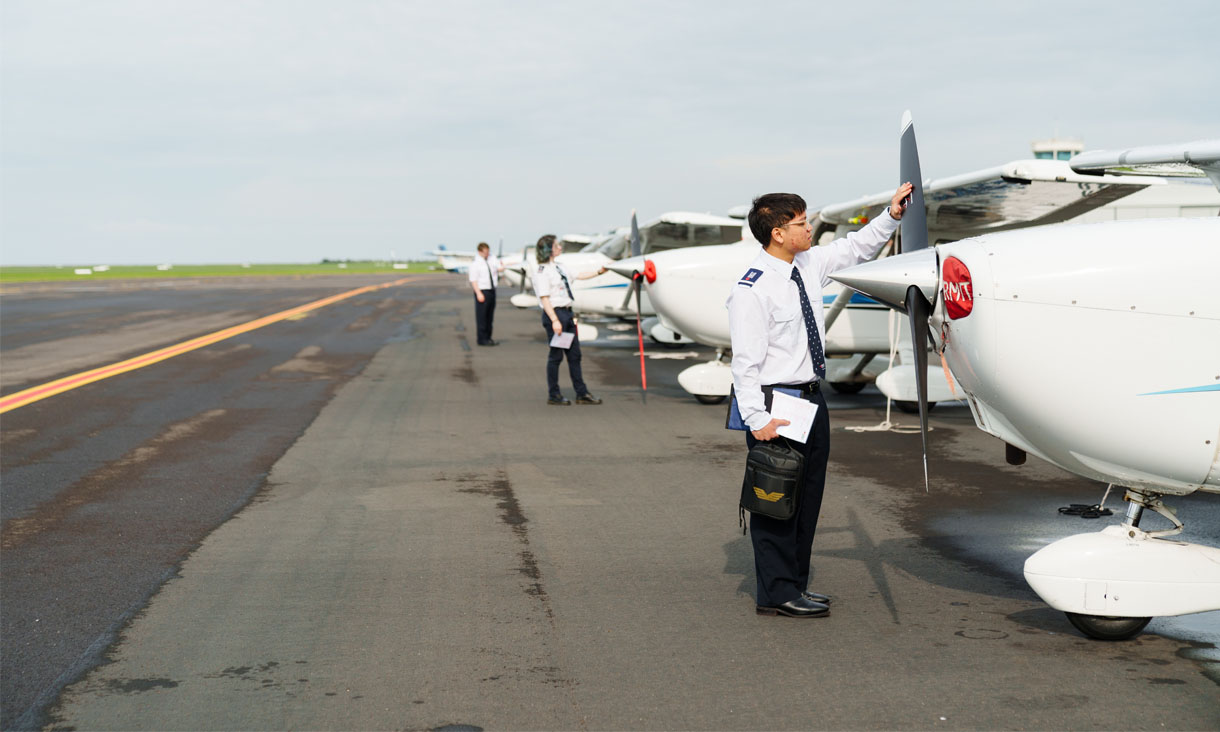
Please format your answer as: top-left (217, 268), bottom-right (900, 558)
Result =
top-left (469, 241), bottom-right (505, 346)
top-left (727, 182), bottom-right (913, 618)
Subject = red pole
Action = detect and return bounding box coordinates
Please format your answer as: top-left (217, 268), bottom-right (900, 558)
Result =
top-left (634, 273), bottom-right (647, 390)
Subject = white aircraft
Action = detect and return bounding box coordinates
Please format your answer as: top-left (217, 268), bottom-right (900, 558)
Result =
top-left (427, 245), bottom-right (475, 273)
top-left (509, 212), bottom-right (743, 337)
top-left (832, 120), bottom-right (1220, 640)
top-left (608, 157), bottom-right (1170, 404)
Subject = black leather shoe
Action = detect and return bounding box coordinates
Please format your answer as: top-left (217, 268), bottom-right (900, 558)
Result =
top-left (477, 340), bottom-right (499, 346)
top-left (574, 393), bottom-right (602, 405)
top-left (802, 590), bottom-right (832, 605)
top-left (547, 397), bottom-right (572, 406)
top-left (756, 596), bottom-right (830, 618)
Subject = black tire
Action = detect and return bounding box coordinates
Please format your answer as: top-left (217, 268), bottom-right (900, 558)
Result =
top-left (895, 400), bottom-right (937, 414)
top-left (1065, 613), bottom-right (1152, 641)
top-left (829, 381), bottom-right (866, 395)
top-left (694, 394), bottom-right (727, 405)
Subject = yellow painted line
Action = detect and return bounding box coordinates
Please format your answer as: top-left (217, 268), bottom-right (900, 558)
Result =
top-left (0, 276), bottom-right (420, 414)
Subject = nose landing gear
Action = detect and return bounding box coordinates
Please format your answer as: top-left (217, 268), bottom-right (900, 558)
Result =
top-left (1024, 488), bottom-right (1220, 641)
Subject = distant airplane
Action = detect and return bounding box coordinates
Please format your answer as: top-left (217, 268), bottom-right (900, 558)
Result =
top-left (427, 243), bottom-right (524, 275)
top-left (832, 119), bottom-right (1220, 640)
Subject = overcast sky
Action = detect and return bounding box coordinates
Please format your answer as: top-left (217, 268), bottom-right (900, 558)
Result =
top-left (2, 0), bottom-right (1216, 266)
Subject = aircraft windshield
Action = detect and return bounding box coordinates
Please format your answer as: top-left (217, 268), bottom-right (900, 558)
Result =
top-left (594, 234), bottom-right (628, 259)
top-left (643, 223), bottom-right (741, 253)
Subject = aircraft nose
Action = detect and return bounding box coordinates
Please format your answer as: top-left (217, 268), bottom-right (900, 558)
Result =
top-left (830, 248), bottom-right (939, 313)
top-left (605, 255), bottom-right (646, 279)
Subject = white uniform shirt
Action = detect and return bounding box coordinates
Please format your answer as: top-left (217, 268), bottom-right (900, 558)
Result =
top-left (468, 254), bottom-right (501, 290)
top-left (534, 261), bottom-right (575, 308)
top-left (726, 210), bottom-right (900, 431)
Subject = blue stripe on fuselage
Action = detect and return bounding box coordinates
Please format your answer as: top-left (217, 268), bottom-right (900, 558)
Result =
top-left (1138, 384), bottom-right (1220, 396)
top-left (822, 293), bottom-right (882, 306)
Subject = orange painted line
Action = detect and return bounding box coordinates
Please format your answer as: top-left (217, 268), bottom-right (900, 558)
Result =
top-left (0, 276), bottom-right (419, 414)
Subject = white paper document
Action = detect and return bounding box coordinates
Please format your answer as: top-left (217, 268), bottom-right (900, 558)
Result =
top-left (770, 391), bottom-right (818, 443)
top-left (549, 331), bottom-right (575, 349)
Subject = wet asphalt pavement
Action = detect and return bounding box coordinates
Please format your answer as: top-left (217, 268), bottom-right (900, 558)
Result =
top-left (1, 274), bottom-right (1217, 730)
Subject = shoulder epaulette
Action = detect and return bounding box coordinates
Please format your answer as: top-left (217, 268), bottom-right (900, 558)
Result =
top-left (737, 268), bottom-right (763, 288)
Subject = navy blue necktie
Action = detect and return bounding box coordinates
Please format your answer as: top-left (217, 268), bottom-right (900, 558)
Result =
top-left (790, 267), bottom-right (827, 380)
top-left (558, 267), bottom-right (575, 301)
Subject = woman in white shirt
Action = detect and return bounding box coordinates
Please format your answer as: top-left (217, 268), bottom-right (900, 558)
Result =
top-left (534, 234), bottom-right (606, 405)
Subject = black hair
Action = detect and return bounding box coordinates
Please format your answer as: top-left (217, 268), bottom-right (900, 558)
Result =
top-left (748, 193), bottom-right (807, 248)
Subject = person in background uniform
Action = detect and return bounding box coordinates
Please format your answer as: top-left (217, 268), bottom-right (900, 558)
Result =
top-left (534, 234), bottom-right (606, 406)
top-left (470, 242), bottom-right (505, 346)
top-left (728, 182), bottom-right (913, 618)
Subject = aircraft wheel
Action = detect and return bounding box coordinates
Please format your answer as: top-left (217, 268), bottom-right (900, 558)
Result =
top-left (895, 400), bottom-right (936, 414)
top-left (829, 381), bottom-right (866, 395)
top-left (1065, 613), bottom-right (1151, 641)
top-left (694, 394), bottom-right (727, 405)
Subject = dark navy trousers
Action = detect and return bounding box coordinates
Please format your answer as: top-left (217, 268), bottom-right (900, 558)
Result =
top-left (474, 288), bottom-right (496, 344)
top-left (744, 388), bottom-right (831, 607)
top-left (541, 307), bottom-right (589, 398)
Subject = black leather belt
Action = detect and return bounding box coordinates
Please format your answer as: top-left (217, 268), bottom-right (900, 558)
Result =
top-left (554, 306), bottom-right (572, 311)
top-left (768, 381), bottom-right (820, 395)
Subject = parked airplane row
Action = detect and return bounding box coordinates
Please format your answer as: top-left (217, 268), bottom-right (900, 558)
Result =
top-left (451, 138), bottom-right (1213, 412)
top-left (534, 139), bottom-right (1216, 410)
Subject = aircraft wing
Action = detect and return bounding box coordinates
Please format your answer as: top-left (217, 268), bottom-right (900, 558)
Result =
top-left (818, 159), bottom-right (1164, 239)
top-left (644, 211), bottom-right (742, 227)
top-left (1070, 139), bottom-right (1220, 191)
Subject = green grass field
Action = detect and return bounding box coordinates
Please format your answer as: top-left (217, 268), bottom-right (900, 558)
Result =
top-left (0, 261), bottom-right (444, 283)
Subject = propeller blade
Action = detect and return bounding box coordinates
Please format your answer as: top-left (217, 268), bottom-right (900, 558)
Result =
top-left (905, 285), bottom-right (932, 492)
top-left (630, 209), bottom-right (642, 258)
top-left (830, 111), bottom-right (942, 493)
top-left (899, 110), bottom-right (928, 254)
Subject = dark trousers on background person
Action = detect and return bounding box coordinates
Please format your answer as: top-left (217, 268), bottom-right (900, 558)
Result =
top-left (474, 288), bottom-right (496, 344)
top-left (744, 388), bottom-right (831, 608)
top-left (540, 306), bottom-right (589, 398)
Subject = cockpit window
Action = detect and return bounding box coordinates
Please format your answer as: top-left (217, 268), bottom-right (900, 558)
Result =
top-left (643, 223), bottom-right (742, 252)
top-left (595, 234), bottom-right (628, 259)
